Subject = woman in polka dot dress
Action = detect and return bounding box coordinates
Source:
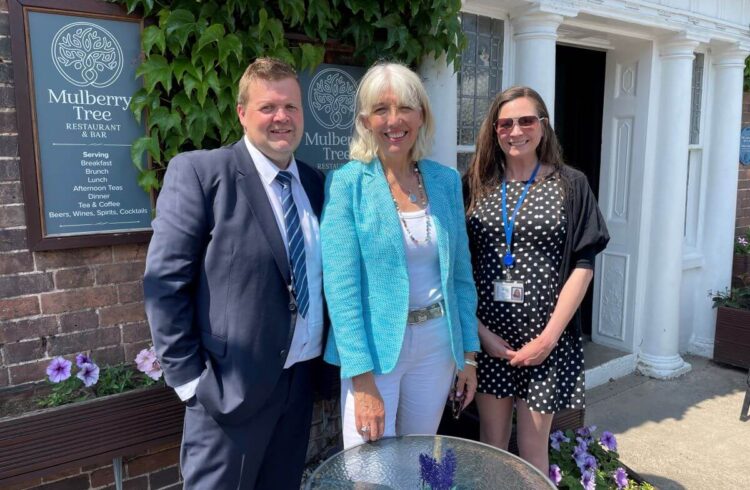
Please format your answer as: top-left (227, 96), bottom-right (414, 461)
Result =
top-left (463, 86), bottom-right (609, 472)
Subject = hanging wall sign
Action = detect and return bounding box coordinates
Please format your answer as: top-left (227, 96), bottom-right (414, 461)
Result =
top-left (9, 0), bottom-right (151, 251)
top-left (296, 63), bottom-right (366, 173)
top-left (740, 127), bottom-right (750, 166)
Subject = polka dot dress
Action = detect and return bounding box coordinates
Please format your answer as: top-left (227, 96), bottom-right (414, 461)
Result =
top-left (468, 175), bottom-right (585, 414)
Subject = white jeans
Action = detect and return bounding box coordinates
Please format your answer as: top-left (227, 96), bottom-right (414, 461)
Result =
top-left (341, 316), bottom-right (456, 449)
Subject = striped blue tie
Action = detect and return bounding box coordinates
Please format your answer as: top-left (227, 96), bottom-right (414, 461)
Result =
top-left (276, 171), bottom-right (309, 318)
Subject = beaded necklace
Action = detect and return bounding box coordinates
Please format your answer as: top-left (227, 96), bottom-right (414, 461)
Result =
top-left (387, 163), bottom-right (432, 245)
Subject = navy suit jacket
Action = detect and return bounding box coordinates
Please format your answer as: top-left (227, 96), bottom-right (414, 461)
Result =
top-left (144, 139), bottom-right (327, 424)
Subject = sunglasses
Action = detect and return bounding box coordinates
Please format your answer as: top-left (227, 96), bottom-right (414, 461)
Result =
top-left (494, 115), bottom-right (546, 132)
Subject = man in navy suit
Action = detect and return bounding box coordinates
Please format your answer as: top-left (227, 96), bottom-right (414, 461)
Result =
top-left (144, 57), bottom-right (326, 489)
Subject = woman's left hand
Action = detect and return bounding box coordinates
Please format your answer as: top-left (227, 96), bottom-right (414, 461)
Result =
top-left (509, 334), bottom-right (556, 367)
top-left (454, 363), bottom-right (477, 409)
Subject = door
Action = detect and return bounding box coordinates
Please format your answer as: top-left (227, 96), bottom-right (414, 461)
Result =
top-left (555, 44), bottom-right (607, 338)
top-left (591, 37), bottom-right (652, 353)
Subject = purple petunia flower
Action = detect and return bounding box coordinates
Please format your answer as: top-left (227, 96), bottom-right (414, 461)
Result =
top-left (576, 425), bottom-right (597, 444)
top-left (600, 431), bottom-right (618, 451)
top-left (614, 467), bottom-right (629, 489)
top-left (75, 353), bottom-right (93, 368)
top-left (739, 237), bottom-right (749, 246)
top-left (76, 362), bottom-right (100, 387)
top-left (46, 357), bottom-right (72, 383)
top-left (581, 470), bottom-right (596, 490)
top-left (581, 454), bottom-right (597, 473)
top-left (550, 430), bottom-right (570, 451)
top-left (576, 436), bottom-right (590, 451)
top-left (549, 464), bottom-right (562, 485)
top-left (135, 347), bottom-right (156, 371)
top-left (135, 346), bottom-right (163, 380)
top-left (573, 446), bottom-right (591, 471)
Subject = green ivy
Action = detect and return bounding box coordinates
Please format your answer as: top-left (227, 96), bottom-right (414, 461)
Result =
top-left (109, 0), bottom-right (466, 193)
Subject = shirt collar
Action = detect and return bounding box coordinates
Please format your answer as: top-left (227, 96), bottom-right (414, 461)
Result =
top-left (243, 135), bottom-right (300, 187)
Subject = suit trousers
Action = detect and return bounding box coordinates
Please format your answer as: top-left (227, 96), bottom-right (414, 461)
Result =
top-left (180, 360), bottom-right (314, 490)
top-left (340, 317), bottom-right (456, 449)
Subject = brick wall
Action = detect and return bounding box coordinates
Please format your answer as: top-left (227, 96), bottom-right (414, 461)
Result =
top-left (0, 1), bottom-right (340, 488)
top-left (738, 93), bottom-right (750, 235)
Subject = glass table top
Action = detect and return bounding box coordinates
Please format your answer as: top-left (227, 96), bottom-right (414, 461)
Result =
top-left (305, 435), bottom-right (555, 489)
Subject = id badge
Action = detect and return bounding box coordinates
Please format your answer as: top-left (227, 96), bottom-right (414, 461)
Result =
top-left (494, 280), bottom-right (524, 303)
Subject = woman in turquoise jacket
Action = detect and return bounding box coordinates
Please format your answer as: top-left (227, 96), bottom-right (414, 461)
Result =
top-left (321, 62), bottom-right (480, 448)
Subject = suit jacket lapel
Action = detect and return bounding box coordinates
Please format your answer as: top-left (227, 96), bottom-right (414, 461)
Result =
top-left (232, 141), bottom-right (291, 284)
top-left (419, 161), bottom-right (450, 289)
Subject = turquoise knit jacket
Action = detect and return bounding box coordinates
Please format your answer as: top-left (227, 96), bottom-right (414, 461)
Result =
top-left (321, 158), bottom-right (480, 379)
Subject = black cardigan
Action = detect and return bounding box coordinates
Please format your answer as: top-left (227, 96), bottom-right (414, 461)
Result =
top-left (557, 165), bottom-right (610, 335)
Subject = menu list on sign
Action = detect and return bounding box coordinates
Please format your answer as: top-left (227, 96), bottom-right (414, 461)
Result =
top-left (29, 12), bottom-right (152, 237)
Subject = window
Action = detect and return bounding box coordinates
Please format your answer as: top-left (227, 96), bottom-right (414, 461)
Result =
top-left (457, 13), bottom-right (504, 173)
top-left (684, 52), bottom-right (706, 253)
top-left (689, 53), bottom-right (704, 145)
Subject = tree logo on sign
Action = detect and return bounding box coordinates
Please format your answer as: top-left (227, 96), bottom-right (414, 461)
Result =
top-left (51, 22), bottom-right (123, 89)
top-left (308, 68), bottom-right (357, 130)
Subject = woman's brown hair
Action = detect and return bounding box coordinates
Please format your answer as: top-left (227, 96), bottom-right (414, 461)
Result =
top-left (463, 86), bottom-right (565, 215)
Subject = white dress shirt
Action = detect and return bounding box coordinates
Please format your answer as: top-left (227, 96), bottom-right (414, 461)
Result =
top-left (173, 137), bottom-right (324, 401)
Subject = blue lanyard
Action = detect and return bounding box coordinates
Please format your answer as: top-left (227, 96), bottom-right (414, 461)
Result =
top-left (501, 162), bottom-right (541, 268)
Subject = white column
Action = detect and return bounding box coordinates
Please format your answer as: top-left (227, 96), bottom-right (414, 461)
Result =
top-left (510, 12), bottom-right (564, 122)
top-left (637, 36), bottom-right (699, 379)
top-left (690, 45), bottom-right (750, 355)
top-left (419, 54), bottom-right (457, 168)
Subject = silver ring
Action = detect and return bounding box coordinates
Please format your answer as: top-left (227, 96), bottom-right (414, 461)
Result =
top-left (360, 425), bottom-right (370, 433)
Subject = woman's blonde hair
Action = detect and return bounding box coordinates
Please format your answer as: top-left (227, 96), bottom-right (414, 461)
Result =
top-left (349, 61), bottom-right (435, 163)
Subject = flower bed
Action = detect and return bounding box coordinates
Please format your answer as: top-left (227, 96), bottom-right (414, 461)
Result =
top-left (0, 347), bottom-right (182, 486)
top-left (549, 426), bottom-right (653, 490)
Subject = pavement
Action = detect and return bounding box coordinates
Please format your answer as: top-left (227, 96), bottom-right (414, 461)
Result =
top-left (586, 355), bottom-right (750, 490)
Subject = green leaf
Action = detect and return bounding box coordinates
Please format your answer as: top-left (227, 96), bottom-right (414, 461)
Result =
top-left (164, 9), bottom-right (195, 49)
top-left (136, 55), bottom-right (171, 93)
top-left (266, 17), bottom-right (285, 48)
top-left (218, 34), bottom-right (243, 65)
top-left (172, 57), bottom-right (200, 84)
top-left (258, 8), bottom-right (268, 38)
top-left (183, 73), bottom-right (200, 100)
top-left (129, 88), bottom-right (153, 123)
top-left (197, 24), bottom-right (225, 53)
top-left (197, 45), bottom-right (219, 72)
top-left (138, 169), bottom-right (161, 193)
top-left (141, 25), bottom-right (166, 54)
top-left (171, 92), bottom-right (190, 113)
top-left (131, 134), bottom-right (160, 170)
top-left (297, 44), bottom-right (324, 72)
top-left (204, 69), bottom-right (221, 97)
top-left (186, 111), bottom-right (208, 146)
top-left (149, 106), bottom-right (181, 139)
top-left (278, 0), bottom-right (305, 27)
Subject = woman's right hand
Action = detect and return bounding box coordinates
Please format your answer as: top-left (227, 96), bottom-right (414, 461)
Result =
top-left (352, 372), bottom-right (385, 441)
top-left (478, 320), bottom-right (517, 361)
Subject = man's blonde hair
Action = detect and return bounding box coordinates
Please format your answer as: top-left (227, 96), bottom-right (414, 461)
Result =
top-left (237, 57), bottom-right (298, 107)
